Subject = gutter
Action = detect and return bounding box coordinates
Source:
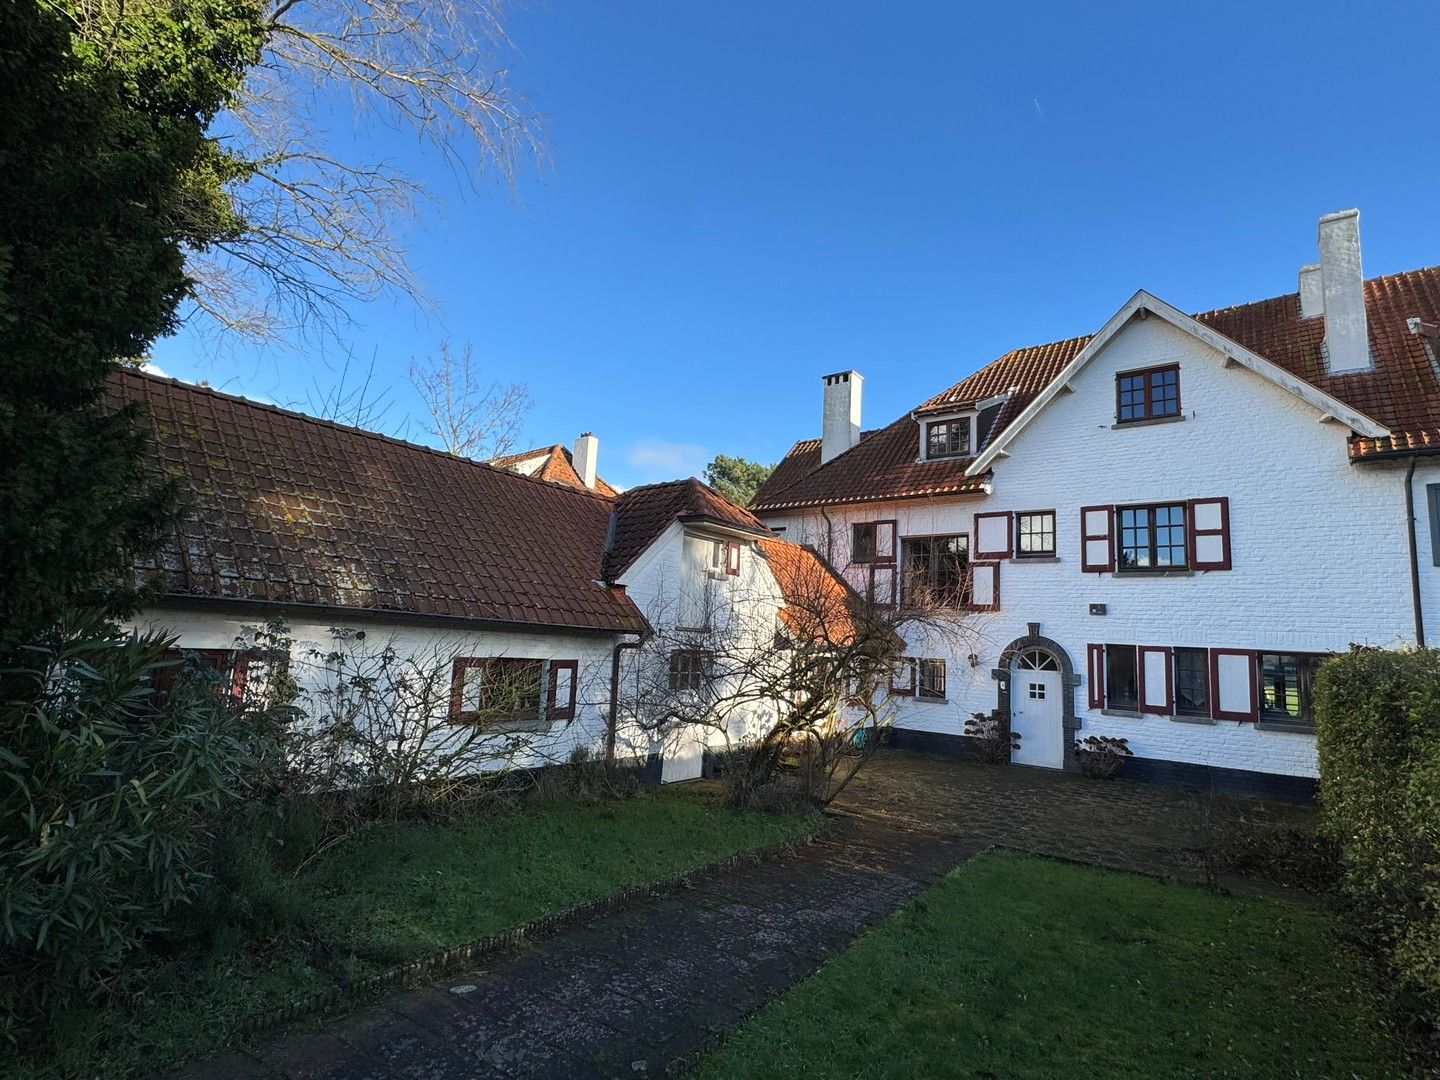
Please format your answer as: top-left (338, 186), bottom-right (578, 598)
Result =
top-left (605, 632), bottom-right (647, 764)
top-left (1405, 456), bottom-right (1426, 647)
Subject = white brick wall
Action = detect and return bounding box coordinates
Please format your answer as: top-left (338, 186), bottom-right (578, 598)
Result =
top-left (124, 609), bottom-right (631, 770)
top-left (764, 314), bottom-right (1440, 779)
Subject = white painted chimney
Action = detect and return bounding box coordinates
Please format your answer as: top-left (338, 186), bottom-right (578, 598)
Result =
top-left (1298, 263), bottom-right (1323, 318)
top-left (573, 432), bottom-right (599, 489)
top-left (1317, 209), bottom-right (1372, 374)
top-left (821, 370), bottom-right (862, 465)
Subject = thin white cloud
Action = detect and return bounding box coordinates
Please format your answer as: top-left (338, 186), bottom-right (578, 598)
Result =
top-left (140, 361), bottom-right (170, 379)
top-left (622, 438), bottom-right (709, 483)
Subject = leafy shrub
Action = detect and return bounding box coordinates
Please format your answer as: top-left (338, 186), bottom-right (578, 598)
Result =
top-left (1075, 735), bottom-right (1132, 780)
top-left (964, 711), bottom-right (1018, 764)
top-left (0, 618), bottom-right (253, 1039)
top-left (1314, 646), bottom-right (1440, 1031)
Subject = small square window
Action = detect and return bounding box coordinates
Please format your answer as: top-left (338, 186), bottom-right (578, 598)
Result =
top-left (668, 649), bottom-right (713, 692)
top-left (1116, 365), bottom-right (1181, 423)
top-left (1016, 511), bottom-right (1056, 557)
top-left (1117, 503), bottom-right (1187, 571)
top-left (918, 659), bottom-right (947, 700)
top-left (1028, 681), bottom-right (1046, 700)
top-left (925, 419), bottom-right (971, 459)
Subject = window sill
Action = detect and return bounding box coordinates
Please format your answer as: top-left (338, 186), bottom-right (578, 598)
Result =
top-left (1256, 719), bottom-right (1315, 735)
top-left (1113, 569), bottom-right (1194, 578)
top-left (1100, 707), bottom-right (1143, 719)
top-left (1111, 414), bottom-right (1185, 430)
top-left (1170, 713), bottom-right (1216, 726)
top-left (1014, 555), bottom-right (1060, 563)
top-left (917, 695), bottom-right (948, 704)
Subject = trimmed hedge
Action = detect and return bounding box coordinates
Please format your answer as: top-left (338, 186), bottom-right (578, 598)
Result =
top-left (1314, 647), bottom-right (1440, 1028)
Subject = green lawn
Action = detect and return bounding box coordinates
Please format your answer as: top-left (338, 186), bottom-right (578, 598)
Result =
top-left (695, 852), bottom-right (1405, 1080)
top-left (13, 786), bottom-right (817, 1080)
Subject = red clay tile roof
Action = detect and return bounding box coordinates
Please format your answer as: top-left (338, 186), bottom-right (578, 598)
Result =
top-left (604, 478), bottom-right (774, 580)
top-left (753, 267), bottom-right (1440, 510)
top-left (758, 538), bottom-right (860, 643)
top-left (490, 444), bottom-right (619, 497)
top-left (113, 370), bottom-right (646, 633)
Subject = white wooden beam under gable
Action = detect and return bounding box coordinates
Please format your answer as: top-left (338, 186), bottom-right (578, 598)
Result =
top-left (964, 290), bottom-right (1390, 478)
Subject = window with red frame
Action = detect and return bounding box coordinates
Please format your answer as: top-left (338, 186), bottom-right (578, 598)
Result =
top-left (1115, 365), bottom-right (1180, 423)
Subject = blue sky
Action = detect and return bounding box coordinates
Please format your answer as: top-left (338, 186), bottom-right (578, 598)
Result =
top-left (152, 1), bottom-right (1440, 489)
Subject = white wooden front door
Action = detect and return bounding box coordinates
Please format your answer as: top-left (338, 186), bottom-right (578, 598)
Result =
top-left (1010, 650), bottom-right (1064, 769)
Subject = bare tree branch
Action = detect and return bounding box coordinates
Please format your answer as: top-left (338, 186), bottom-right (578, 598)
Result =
top-left (410, 340), bottom-right (532, 459)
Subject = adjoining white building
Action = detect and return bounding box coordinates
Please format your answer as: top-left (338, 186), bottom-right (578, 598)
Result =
top-left (752, 210), bottom-right (1440, 801)
top-left (112, 370), bottom-right (846, 783)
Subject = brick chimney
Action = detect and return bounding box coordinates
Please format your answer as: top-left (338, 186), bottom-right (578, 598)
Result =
top-left (573, 432), bottom-right (599, 489)
top-left (821, 370), bottom-right (862, 465)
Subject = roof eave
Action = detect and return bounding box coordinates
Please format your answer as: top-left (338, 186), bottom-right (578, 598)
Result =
top-left (966, 289), bottom-right (1391, 478)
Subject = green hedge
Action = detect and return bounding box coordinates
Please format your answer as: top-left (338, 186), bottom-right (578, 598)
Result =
top-left (1314, 647), bottom-right (1440, 1028)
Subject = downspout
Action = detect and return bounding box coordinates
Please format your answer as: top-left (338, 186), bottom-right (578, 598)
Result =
top-left (820, 506), bottom-right (836, 564)
top-left (1405, 456), bottom-right (1426, 647)
top-left (606, 632), bottom-right (646, 764)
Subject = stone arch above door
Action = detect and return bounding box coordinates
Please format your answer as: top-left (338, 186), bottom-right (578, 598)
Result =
top-left (992, 623), bottom-right (1081, 771)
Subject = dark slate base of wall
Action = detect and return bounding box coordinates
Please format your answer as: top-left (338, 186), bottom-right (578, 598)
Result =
top-left (885, 727), bottom-right (987, 762)
top-left (1115, 756), bottom-right (1317, 804)
top-left (885, 727), bottom-right (1317, 804)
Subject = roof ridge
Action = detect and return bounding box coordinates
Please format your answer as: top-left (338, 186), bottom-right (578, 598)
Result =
top-left (116, 367), bottom-right (617, 507)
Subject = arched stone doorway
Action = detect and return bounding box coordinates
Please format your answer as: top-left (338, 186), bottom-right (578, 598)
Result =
top-left (992, 623), bottom-right (1081, 771)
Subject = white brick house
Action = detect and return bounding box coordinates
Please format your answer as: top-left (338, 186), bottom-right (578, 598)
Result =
top-left (114, 372), bottom-right (846, 783)
top-left (752, 210), bottom-right (1440, 800)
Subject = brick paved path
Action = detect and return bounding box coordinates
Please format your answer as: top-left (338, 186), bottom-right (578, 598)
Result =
top-left (175, 819), bottom-right (978, 1079)
top-left (833, 749), bottom-right (1315, 881)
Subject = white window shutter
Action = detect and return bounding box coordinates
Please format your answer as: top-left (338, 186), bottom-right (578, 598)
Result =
top-left (870, 564), bottom-right (897, 610)
top-left (874, 519), bottom-right (897, 562)
top-left (1210, 649), bottom-right (1256, 720)
top-left (1080, 506), bottom-right (1115, 572)
top-left (970, 561), bottom-right (999, 610)
top-left (1189, 498), bottom-right (1231, 570)
top-left (1137, 645), bottom-right (1172, 714)
top-left (1086, 644), bottom-right (1104, 709)
top-left (973, 512), bottom-right (1012, 559)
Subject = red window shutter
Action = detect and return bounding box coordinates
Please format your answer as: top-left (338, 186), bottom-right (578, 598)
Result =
top-left (890, 657), bottom-right (916, 696)
top-left (1080, 506), bottom-right (1115, 572)
top-left (1209, 648), bottom-right (1257, 721)
top-left (547, 659), bottom-right (579, 722)
top-left (874, 519), bottom-right (898, 564)
top-left (1137, 645), bottom-right (1174, 715)
top-left (1086, 644), bottom-right (1105, 709)
top-left (970, 561), bottom-right (1000, 610)
top-left (725, 540), bottom-right (741, 575)
top-left (973, 512), bottom-right (1013, 559)
top-left (869, 564), bottom-right (897, 610)
top-left (1188, 497), bottom-right (1231, 571)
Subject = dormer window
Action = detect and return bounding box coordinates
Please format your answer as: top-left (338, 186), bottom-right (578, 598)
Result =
top-left (924, 417), bottom-right (972, 459)
top-left (1116, 364), bottom-right (1180, 423)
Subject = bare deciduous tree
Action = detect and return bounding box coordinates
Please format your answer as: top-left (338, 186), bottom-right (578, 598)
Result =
top-left (410, 340), bottom-right (533, 459)
top-left (173, 0), bottom-right (544, 341)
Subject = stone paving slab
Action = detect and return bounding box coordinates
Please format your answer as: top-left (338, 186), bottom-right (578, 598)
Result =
top-left (173, 817), bottom-right (977, 1079)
